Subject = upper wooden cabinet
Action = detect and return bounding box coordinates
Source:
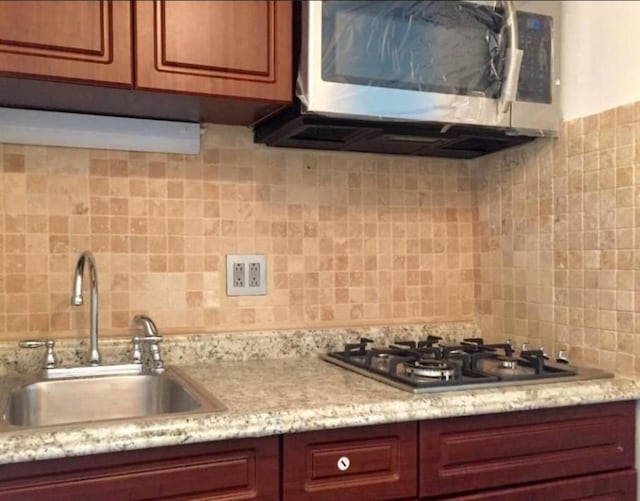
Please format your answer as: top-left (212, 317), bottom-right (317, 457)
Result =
top-left (134, 1), bottom-right (292, 103)
top-left (0, 1), bottom-right (132, 86)
top-left (0, 1), bottom-right (292, 124)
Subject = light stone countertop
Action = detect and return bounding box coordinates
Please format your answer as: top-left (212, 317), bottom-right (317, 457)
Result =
top-left (1, 355), bottom-right (640, 465)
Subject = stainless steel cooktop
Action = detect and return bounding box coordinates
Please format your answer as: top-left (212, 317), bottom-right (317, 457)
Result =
top-left (321, 337), bottom-right (613, 394)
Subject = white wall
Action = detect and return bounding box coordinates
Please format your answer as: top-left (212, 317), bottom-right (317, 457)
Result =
top-left (561, 1), bottom-right (640, 120)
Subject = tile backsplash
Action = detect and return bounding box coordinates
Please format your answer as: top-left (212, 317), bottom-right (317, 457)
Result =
top-left (0, 124), bottom-right (475, 339)
top-left (474, 103), bottom-right (640, 374)
top-left (4, 103), bottom-right (640, 375)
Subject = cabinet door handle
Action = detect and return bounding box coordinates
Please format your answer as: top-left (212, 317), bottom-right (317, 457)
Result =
top-left (337, 456), bottom-right (350, 471)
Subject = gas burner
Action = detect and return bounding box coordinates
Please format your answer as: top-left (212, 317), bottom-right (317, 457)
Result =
top-left (496, 356), bottom-right (519, 370)
top-left (405, 360), bottom-right (457, 381)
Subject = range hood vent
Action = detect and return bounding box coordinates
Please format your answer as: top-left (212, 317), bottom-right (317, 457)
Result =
top-left (254, 107), bottom-right (534, 159)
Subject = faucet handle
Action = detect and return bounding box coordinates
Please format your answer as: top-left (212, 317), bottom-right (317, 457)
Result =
top-left (134, 315), bottom-right (159, 337)
top-left (131, 334), bottom-right (165, 374)
top-left (131, 335), bottom-right (162, 364)
top-left (133, 315), bottom-right (165, 374)
top-left (19, 339), bottom-right (57, 369)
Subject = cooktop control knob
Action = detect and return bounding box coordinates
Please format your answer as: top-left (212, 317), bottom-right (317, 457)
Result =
top-left (556, 350), bottom-right (570, 364)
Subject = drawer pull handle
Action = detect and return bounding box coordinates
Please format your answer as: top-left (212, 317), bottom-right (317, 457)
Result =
top-left (337, 456), bottom-right (350, 472)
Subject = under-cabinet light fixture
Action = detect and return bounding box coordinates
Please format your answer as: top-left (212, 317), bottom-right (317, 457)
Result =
top-left (0, 107), bottom-right (200, 154)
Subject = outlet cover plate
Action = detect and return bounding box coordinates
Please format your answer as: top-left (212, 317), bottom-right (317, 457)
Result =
top-left (226, 254), bottom-right (267, 296)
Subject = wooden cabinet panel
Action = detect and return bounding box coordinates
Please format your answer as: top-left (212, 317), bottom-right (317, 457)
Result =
top-left (0, 436), bottom-right (279, 501)
top-left (445, 469), bottom-right (637, 501)
top-left (419, 401), bottom-right (635, 498)
top-left (161, 2), bottom-right (270, 75)
top-left (283, 422), bottom-right (417, 501)
top-left (0, 1), bottom-right (132, 86)
top-left (135, 1), bottom-right (292, 103)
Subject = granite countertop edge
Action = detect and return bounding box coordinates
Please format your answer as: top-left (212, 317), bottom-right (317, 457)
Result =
top-left (1, 370), bottom-right (639, 465)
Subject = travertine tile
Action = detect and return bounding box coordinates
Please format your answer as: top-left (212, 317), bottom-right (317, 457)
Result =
top-left (474, 102), bottom-right (640, 373)
top-left (4, 103), bottom-right (640, 375)
top-left (0, 127), bottom-right (474, 339)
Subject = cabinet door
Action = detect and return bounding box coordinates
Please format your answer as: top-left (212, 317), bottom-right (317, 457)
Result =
top-left (134, 1), bottom-right (292, 103)
top-left (419, 401), bottom-right (635, 498)
top-left (0, 1), bottom-right (132, 86)
top-left (444, 469), bottom-right (637, 501)
top-left (0, 436), bottom-right (279, 500)
top-left (283, 422), bottom-right (418, 501)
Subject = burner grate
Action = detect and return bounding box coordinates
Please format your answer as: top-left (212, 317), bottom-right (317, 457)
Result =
top-left (324, 336), bottom-right (578, 392)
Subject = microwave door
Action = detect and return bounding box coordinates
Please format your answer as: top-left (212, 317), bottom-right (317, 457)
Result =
top-left (509, 1), bottom-right (560, 135)
top-left (301, 0), bottom-right (510, 128)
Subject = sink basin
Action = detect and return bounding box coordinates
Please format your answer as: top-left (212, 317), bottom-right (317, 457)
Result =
top-left (3, 369), bottom-right (224, 428)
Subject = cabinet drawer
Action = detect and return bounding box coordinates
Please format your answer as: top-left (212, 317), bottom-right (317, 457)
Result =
top-left (0, 436), bottom-right (279, 500)
top-left (420, 401), bottom-right (635, 498)
top-left (444, 469), bottom-right (637, 501)
top-left (283, 422), bottom-right (417, 501)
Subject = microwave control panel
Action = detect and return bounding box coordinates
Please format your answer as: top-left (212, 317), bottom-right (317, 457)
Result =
top-left (516, 11), bottom-right (553, 104)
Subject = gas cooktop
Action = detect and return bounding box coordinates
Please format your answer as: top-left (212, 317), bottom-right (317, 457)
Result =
top-left (321, 336), bottom-right (613, 394)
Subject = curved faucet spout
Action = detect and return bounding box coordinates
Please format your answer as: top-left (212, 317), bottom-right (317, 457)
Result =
top-left (71, 251), bottom-right (101, 366)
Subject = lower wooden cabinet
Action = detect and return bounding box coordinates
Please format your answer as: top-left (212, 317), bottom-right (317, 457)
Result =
top-left (283, 422), bottom-right (418, 500)
top-left (419, 400), bottom-right (636, 498)
top-left (0, 402), bottom-right (635, 500)
top-left (446, 469), bottom-right (637, 500)
top-left (0, 436), bottom-right (279, 500)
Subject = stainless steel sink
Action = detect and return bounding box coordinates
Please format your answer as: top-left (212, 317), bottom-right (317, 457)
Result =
top-left (2, 369), bottom-right (224, 428)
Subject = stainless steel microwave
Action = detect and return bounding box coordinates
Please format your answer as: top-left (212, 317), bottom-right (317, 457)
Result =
top-left (255, 1), bottom-right (561, 158)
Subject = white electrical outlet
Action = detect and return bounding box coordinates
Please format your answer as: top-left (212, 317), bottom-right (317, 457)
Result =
top-left (248, 262), bottom-right (260, 287)
top-left (226, 254), bottom-right (267, 296)
top-left (233, 263), bottom-right (245, 287)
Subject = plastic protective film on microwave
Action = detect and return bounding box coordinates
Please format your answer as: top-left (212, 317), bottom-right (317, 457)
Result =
top-left (298, 0), bottom-right (525, 127)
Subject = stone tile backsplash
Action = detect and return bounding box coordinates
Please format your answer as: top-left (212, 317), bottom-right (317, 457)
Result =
top-left (473, 102), bottom-right (640, 374)
top-left (3, 102), bottom-right (640, 376)
top-left (0, 124), bottom-right (474, 339)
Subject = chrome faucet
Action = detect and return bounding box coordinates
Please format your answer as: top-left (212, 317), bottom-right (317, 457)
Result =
top-left (71, 251), bottom-right (101, 366)
top-left (133, 315), bottom-right (165, 374)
